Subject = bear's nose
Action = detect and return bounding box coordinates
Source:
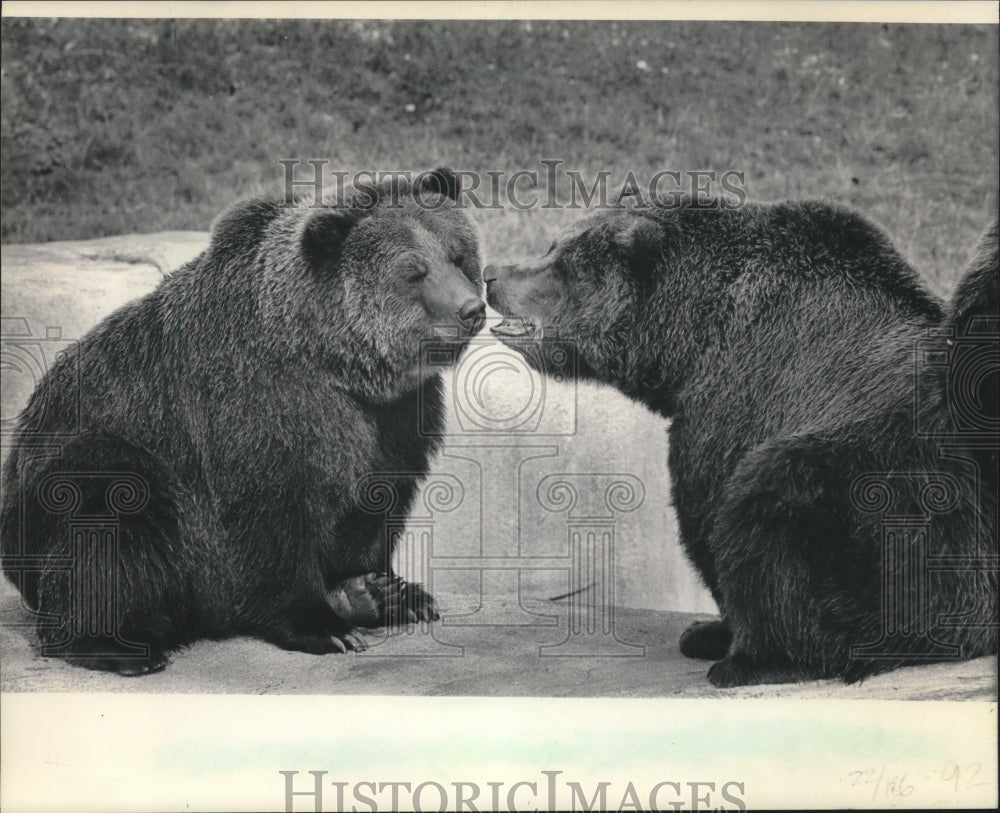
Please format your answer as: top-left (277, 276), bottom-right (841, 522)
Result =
top-left (483, 265), bottom-right (499, 283)
top-left (457, 298), bottom-right (487, 332)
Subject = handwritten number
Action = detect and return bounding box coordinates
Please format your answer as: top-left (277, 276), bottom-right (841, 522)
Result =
top-left (964, 762), bottom-right (988, 789)
top-left (942, 761), bottom-right (960, 791)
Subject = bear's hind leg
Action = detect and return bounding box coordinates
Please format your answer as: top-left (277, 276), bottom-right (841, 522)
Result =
top-left (16, 432), bottom-right (198, 675)
top-left (706, 437), bottom-right (871, 688)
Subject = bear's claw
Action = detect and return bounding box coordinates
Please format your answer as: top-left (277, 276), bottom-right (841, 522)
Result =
top-left (327, 572), bottom-right (439, 628)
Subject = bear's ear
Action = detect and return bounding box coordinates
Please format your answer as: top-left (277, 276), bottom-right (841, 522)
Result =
top-left (613, 214), bottom-right (666, 274)
top-left (417, 166), bottom-right (460, 202)
top-left (301, 208), bottom-right (362, 268)
top-left (211, 196), bottom-right (285, 255)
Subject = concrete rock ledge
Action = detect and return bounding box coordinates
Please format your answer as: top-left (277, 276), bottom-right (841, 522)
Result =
top-left (1, 230), bottom-right (210, 275)
top-left (0, 231), bottom-right (209, 351)
top-left (1, 582), bottom-right (995, 698)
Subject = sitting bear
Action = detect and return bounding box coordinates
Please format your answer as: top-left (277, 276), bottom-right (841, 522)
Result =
top-left (485, 199), bottom-right (997, 686)
top-left (0, 168), bottom-right (485, 674)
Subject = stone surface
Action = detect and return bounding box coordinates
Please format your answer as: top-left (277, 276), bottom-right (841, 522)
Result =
top-left (1, 580), bottom-right (994, 698)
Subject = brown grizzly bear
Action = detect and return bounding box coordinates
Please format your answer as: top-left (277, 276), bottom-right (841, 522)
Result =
top-left (486, 200), bottom-right (997, 686)
top-left (0, 168), bottom-right (485, 674)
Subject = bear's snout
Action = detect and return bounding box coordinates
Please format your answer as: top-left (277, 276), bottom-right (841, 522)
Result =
top-left (483, 264), bottom-right (512, 310)
top-left (456, 298), bottom-right (487, 333)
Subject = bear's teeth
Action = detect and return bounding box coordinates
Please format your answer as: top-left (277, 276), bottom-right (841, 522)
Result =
top-left (490, 317), bottom-right (535, 338)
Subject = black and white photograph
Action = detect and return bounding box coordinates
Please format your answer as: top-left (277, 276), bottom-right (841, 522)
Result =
top-left (0, 1), bottom-right (997, 810)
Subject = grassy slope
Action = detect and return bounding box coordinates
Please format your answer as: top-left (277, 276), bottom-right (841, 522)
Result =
top-left (1, 19), bottom-right (997, 294)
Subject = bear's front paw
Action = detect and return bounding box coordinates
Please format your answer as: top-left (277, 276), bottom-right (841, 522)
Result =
top-left (679, 619), bottom-right (732, 660)
top-left (327, 572), bottom-right (403, 627)
top-left (327, 573), bottom-right (440, 628)
top-left (395, 580), bottom-right (440, 625)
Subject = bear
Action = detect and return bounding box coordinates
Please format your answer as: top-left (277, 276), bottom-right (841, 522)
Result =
top-left (0, 167), bottom-right (485, 675)
top-left (944, 219), bottom-right (999, 434)
top-left (485, 199), bottom-right (998, 687)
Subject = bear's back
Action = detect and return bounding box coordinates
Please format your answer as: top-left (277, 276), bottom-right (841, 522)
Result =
top-left (669, 199), bottom-right (944, 462)
top-left (668, 198), bottom-right (942, 321)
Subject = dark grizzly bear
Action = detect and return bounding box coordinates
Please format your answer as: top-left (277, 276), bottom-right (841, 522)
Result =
top-left (485, 200), bottom-right (998, 686)
top-left (0, 168), bottom-right (485, 674)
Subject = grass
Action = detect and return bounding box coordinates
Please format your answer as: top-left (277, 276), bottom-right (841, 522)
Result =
top-left (1, 18), bottom-right (997, 295)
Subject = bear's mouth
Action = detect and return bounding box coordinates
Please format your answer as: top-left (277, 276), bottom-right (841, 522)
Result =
top-left (431, 325), bottom-right (463, 339)
top-left (490, 315), bottom-right (537, 339)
